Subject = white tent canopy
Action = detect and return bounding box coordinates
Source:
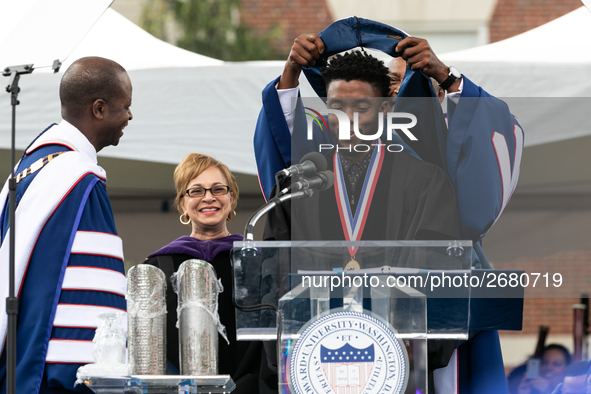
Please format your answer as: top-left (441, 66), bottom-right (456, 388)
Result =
top-left (0, 8), bottom-right (314, 180)
top-left (1, 6), bottom-right (590, 195)
top-left (439, 7), bottom-right (591, 98)
top-left (44, 8), bottom-right (224, 70)
top-left (441, 7), bottom-right (591, 66)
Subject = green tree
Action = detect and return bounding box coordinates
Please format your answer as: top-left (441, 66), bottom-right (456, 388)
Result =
top-left (141, 0), bottom-right (285, 61)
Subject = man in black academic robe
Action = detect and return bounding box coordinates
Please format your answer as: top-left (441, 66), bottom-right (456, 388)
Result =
top-left (261, 47), bottom-right (462, 394)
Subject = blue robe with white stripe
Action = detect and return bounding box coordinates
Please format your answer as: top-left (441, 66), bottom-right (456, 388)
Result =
top-left (0, 128), bottom-right (125, 394)
top-left (253, 17), bottom-right (523, 394)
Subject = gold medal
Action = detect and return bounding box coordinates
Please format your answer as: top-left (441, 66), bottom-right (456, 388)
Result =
top-left (344, 257), bottom-right (360, 271)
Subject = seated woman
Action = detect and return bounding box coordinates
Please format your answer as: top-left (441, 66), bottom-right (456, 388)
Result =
top-left (144, 153), bottom-right (260, 392)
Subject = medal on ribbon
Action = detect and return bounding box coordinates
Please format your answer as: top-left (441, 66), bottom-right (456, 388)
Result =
top-left (334, 145), bottom-right (384, 270)
top-left (344, 257), bottom-right (360, 271)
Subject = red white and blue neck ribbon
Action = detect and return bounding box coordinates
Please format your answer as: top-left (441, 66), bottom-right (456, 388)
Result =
top-left (334, 144), bottom-right (384, 257)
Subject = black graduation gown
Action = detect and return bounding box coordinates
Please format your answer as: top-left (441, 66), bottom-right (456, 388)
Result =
top-left (262, 149), bottom-right (461, 391)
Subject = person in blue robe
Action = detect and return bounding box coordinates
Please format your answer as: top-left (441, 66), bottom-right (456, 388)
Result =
top-left (253, 17), bottom-right (524, 394)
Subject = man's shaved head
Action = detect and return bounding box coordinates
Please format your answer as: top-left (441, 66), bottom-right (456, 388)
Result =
top-left (59, 57), bottom-right (127, 117)
top-left (58, 57), bottom-right (133, 152)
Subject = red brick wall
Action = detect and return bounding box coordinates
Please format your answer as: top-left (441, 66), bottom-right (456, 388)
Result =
top-left (494, 250), bottom-right (591, 336)
top-left (489, 0), bottom-right (582, 43)
top-left (240, 0), bottom-right (333, 55)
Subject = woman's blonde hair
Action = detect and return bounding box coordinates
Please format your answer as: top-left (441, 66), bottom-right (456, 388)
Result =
top-left (173, 153), bottom-right (239, 214)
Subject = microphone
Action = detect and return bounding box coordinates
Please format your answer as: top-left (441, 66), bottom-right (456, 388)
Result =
top-left (276, 152), bottom-right (327, 178)
top-left (243, 169), bottom-right (334, 244)
top-left (290, 170), bottom-right (335, 192)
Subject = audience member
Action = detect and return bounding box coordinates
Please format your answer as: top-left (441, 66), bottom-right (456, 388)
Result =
top-left (531, 344), bottom-right (572, 394)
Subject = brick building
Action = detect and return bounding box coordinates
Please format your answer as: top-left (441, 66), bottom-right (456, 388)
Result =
top-left (240, 0), bottom-right (333, 56)
top-left (489, 0), bottom-right (583, 43)
top-left (112, 0), bottom-right (585, 54)
top-left (239, 0), bottom-right (586, 56)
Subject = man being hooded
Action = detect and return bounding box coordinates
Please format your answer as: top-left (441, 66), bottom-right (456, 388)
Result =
top-left (254, 19), bottom-right (523, 394)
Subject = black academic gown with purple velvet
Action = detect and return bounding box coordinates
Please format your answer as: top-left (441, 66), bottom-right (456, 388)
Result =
top-left (145, 234), bottom-right (266, 393)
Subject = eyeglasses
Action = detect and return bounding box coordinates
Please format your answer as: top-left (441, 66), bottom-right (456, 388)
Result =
top-left (185, 185), bottom-right (230, 198)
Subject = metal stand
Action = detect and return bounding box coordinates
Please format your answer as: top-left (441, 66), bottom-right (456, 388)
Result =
top-left (2, 63), bottom-right (34, 394)
top-left (2, 60), bottom-right (60, 394)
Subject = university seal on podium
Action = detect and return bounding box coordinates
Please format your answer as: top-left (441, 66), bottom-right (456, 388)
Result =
top-left (289, 310), bottom-right (407, 394)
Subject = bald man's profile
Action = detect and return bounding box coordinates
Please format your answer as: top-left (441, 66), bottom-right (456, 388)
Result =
top-left (60, 57), bottom-right (133, 151)
top-left (0, 57), bottom-right (132, 393)
top-left (388, 56), bottom-right (444, 111)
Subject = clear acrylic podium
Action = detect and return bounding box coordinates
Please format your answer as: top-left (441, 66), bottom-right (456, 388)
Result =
top-left (231, 240), bottom-right (521, 394)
